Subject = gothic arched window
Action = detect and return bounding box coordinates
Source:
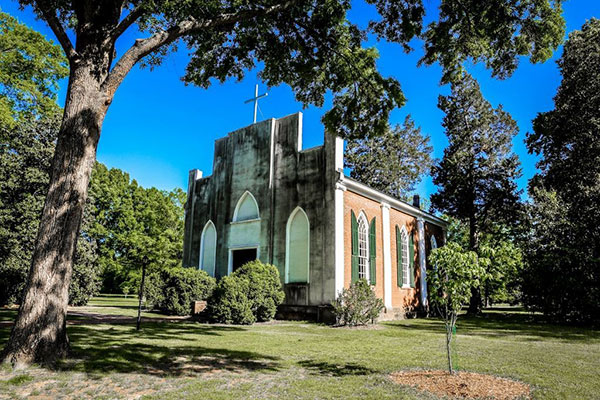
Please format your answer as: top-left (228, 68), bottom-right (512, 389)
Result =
top-left (200, 221), bottom-right (217, 277)
top-left (233, 191), bottom-right (259, 222)
top-left (400, 226), bottom-right (409, 286)
top-left (357, 212), bottom-right (370, 281)
top-left (396, 225), bottom-right (414, 287)
top-left (285, 207), bottom-right (310, 283)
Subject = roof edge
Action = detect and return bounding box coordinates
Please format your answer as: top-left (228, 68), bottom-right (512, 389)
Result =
top-left (338, 173), bottom-right (448, 228)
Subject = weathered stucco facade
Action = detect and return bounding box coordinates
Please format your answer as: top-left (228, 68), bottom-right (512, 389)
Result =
top-left (183, 113), bottom-right (447, 320)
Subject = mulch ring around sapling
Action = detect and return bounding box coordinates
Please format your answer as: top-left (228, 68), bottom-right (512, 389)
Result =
top-left (390, 370), bottom-right (531, 400)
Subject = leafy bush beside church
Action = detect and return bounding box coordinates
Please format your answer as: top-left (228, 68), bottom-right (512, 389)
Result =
top-left (332, 279), bottom-right (385, 326)
top-left (144, 267), bottom-right (216, 316)
top-left (208, 261), bottom-right (285, 325)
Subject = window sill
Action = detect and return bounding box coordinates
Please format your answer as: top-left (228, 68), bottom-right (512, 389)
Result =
top-left (401, 285), bottom-right (413, 290)
top-left (230, 218), bottom-right (261, 225)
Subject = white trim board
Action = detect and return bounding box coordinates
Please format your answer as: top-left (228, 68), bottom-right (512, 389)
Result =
top-left (381, 203), bottom-right (392, 309)
top-left (334, 184), bottom-right (345, 297)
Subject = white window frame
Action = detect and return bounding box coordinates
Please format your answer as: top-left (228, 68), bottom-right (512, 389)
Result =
top-left (227, 245), bottom-right (260, 275)
top-left (400, 225), bottom-right (410, 289)
top-left (199, 220), bottom-right (217, 276)
top-left (232, 190), bottom-right (260, 222)
top-left (431, 235), bottom-right (438, 270)
top-left (357, 212), bottom-right (370, 283)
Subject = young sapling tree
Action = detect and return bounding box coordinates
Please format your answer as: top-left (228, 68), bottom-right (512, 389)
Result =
top-left (428, 242), bottom-right (483, 374)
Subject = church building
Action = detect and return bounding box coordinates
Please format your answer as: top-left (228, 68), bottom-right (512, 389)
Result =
top-left (183, 113), bottom-right (447, 320)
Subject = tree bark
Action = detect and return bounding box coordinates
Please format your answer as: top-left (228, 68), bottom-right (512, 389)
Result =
top-left (1, 63), bottom-right (109, 367)
top-left (136, 261), bottom-right (147, 331)
top-left (446, 324), bottom-right (453, 374)
top-left (467, 209), bottom-right (482, 315)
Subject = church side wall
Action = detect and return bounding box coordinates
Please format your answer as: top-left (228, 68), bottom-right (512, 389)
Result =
top-left (388, 207), bottom-right (420, 311)
top-left (425, 222), bottom-right (445, 268)
top-left (343, 190), bottom-right (443, 312)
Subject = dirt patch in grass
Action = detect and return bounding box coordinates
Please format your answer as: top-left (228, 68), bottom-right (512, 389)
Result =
top-left (0, 367), bottom-right (170, 400)
top-left (390, 370), bottom-right (531, 399)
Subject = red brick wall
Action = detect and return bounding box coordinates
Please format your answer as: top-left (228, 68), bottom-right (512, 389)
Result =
top-left (425, 222), bottom-right (445, 269)
top-left (388, 207), bottom-right (419, 310)
top-left (343, 191), bottom-right (385, 299)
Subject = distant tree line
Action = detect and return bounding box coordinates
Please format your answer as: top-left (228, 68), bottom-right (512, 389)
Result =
top-left (87, 163), bottom-right (185, 296)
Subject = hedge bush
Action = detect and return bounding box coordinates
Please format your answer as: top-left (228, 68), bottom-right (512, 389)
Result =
top-left (332, 278), bottom-right (384, 326)
top-left (144, 267), bottom-right (216, 315)
top-left (207, 275), bottom-right (255, 324)
top-left (208, 260), bottom-right (285, 324)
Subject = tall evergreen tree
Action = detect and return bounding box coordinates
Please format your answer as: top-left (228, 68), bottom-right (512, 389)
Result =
top-left (345, 116), bottom-right (432, 198)
top-left (4, 0), bottom-right (564, 365)
top-left (524, 19), bottom-right (600, 323)
top-left (431, 73), bottom-right (523, 313)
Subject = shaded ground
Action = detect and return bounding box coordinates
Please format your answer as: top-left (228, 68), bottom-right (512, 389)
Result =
top-left (0, 296), bottom-right (598, 399)
top-left (0, 311), bottom-right (190, 328)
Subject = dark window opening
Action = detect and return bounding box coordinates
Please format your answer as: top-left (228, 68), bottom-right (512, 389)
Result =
top-left (231, 248), bottom-right (257, 272)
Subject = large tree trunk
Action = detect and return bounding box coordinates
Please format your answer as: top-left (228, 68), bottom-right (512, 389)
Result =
top-left (467, 212), bottom-right (482, 315)
top-left (1, 64), bottom-right (109, 367)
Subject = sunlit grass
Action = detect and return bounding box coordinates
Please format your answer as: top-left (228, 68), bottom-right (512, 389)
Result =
top-left (74, 294), bottom-right (175, 319)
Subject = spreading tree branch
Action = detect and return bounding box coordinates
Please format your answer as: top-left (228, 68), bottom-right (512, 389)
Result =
top-left (110, 5), bottom-right (146, 41)
top-left (34, 0), bottom-right (77, 61)
top-left (102, 1), bottom-right (296, 100)
top-left (293, 20), bottom-right (381, 94)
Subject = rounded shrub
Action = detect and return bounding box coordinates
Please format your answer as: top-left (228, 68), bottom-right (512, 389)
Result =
top-left (142, 271), bottom-right (165, 310)
top-left (332, 278), bottom-right (384, 326)
top-left (208, 260), bottom-right (285, 324)
top-left (236, 260), bottom-right (285, 322)
top-left (207, 275), bottom-right (255, 324)
top-left (144, 267), bottom-right (216, 315)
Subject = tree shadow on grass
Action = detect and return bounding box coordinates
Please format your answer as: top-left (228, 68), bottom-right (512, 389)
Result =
top-left (297, 360), bottom-right (376, 377)
top-left (52, 322), bottom-right (281, 377)
top-left (387, 310), bottom-right (600, 343)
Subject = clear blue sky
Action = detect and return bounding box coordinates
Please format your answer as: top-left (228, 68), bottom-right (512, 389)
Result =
top-left (4, 1), bottom-right (600, 199)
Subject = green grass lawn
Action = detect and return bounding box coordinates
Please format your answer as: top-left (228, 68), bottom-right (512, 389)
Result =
top-left (0, 297), bottom-right (599, 399)
top-left (72, 294), bottom-right (177, 319)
